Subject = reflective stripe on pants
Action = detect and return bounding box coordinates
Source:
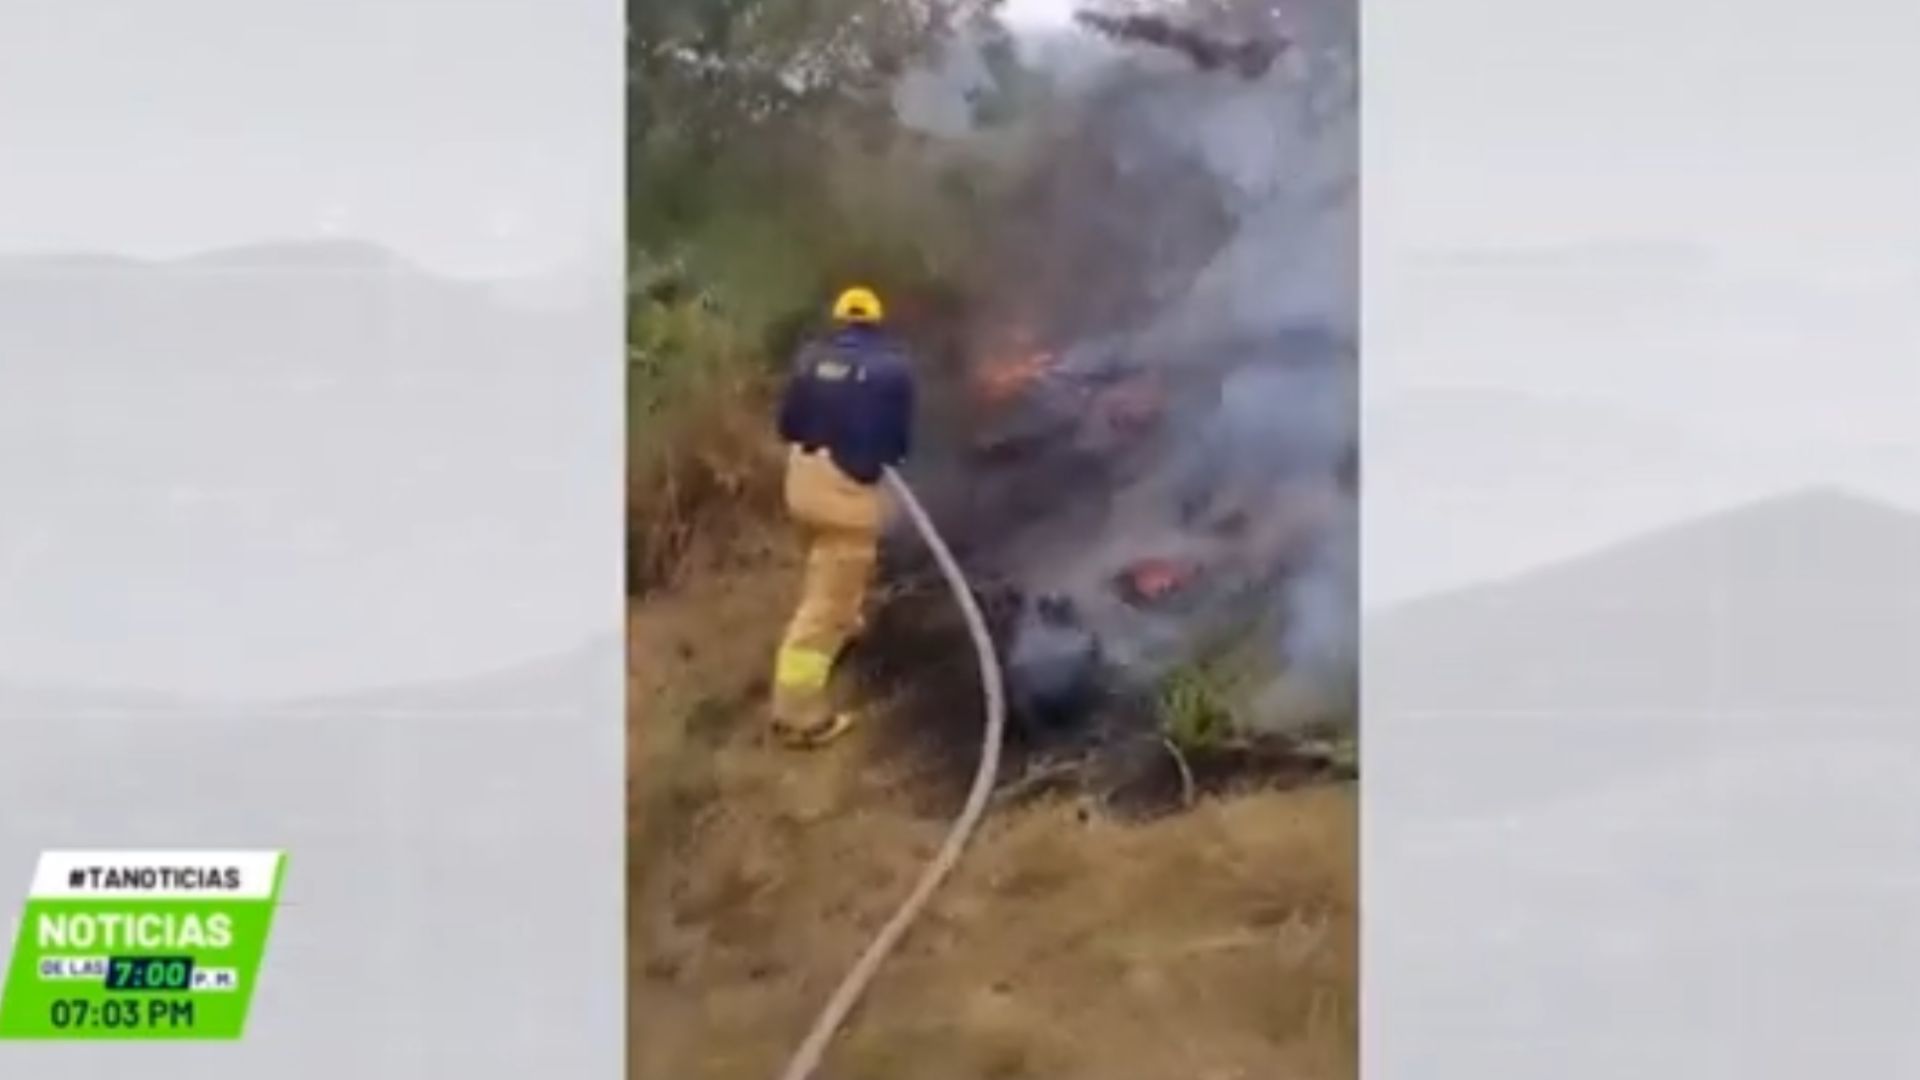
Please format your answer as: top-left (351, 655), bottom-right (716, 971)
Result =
top-left (774, 645), bottom-right (834, 693)
top-left (770, 446), bottom-right (882, 730)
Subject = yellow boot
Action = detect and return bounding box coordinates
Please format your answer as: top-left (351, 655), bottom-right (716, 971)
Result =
top-left (776, 709), bottom-right (858, 749)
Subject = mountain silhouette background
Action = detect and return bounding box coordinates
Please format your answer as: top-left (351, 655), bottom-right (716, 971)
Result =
top-left (1361, 384), bottom-right (1761, 608)
top-left (0, 635), bottom-right (623, 717)
top-left (0, 239), bottom-right (615, 700)
top-left (1374, 485), bottom-right (1920, 712)
top-left (1367, 484), bottom-right (1920, 1078)
top-left (1362, 383), bottom-right (1920, 606)
top-left (1371, 485), bottom-right (1920, 819)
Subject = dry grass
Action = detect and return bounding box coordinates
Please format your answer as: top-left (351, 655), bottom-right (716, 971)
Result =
top-left (630, 554), bottom-right (1357, 1080)
top-left (629, 384), bottom-right (786, 595)
top-left (628, 292), bottom-right (788, 598)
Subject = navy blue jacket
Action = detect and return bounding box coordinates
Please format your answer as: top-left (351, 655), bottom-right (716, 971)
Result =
top-left (777, 326), bottom-right (916, 485)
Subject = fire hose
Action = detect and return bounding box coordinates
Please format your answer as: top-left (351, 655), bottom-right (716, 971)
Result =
top-left (774, 467), bottom-right (1008, 1080)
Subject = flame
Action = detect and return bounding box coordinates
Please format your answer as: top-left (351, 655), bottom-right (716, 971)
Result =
top-left (971, 329), bottom-right (1057, 406)
top-left (1119, 556), bottom-right (1200, 602)
top-left (974, 351), bottom-right (1055, 405)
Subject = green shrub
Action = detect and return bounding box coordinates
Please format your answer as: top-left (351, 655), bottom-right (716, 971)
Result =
top-left (1157, 664), bottom-right (1237, 752)
top-left (628, 292), bottom-right (784, 595)
top-left (627, 3), bottom-right (1038, 592)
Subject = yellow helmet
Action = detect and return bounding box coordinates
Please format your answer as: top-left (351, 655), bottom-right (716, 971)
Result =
top-left (831, 285), bottom-right (884, 325)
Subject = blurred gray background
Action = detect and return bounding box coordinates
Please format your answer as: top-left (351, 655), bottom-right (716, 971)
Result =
top-left (1366, 0), bottom-right (1920, 1075)
top-left (0, 1), bottom-right (625, 1075)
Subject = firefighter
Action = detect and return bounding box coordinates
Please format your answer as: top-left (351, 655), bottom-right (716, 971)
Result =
top-left (769, 285), bottom-right (916, 747)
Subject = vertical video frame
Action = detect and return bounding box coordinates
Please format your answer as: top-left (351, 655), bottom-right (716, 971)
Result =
top-left (631, 0), bottom-right (1357, 1076)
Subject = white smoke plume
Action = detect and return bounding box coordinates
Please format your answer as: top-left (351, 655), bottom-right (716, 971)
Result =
top-left (908, 0), bottom-right (1357, 735)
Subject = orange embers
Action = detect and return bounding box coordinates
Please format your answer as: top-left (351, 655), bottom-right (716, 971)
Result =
top-left (970, 328), bottom-right (1056, 406)
top-left (1115, 556), bottom-right (1202, 606)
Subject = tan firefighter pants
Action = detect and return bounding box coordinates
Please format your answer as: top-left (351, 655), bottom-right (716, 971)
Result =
top-left (770, 446), bottom-right (883, 735)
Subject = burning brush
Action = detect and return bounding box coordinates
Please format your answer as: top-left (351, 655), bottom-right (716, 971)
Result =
top-left (967, 327), bottom-right (1167, 460)
top-left (972, 346), bottom-right (1057, 407)
top-left (1113, 555), bottom-right (1206, 608)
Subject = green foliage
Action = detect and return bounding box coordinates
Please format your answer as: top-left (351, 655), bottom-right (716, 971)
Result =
top-left (1155, 612), bottom-right (1290, 749)
top-left (629, 0), bottom-right (1038, 589)
top-left (631, 137), bottom-right (1005, 462)
top-left (1157, 664), bottom-right (1239, 752)
top-left (632, 0), bottom-right (999, 175)
top-left (628, 287), bottom-right (783, 595)
top-left (632, 1), bottom-right (1007, 386)
top-left (630, 286), bottom-right (754, 421)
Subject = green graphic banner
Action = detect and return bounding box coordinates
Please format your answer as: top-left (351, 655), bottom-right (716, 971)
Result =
top-left (0, 851), bottom-right (286, 1040)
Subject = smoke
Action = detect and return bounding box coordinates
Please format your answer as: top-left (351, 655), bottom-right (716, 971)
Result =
top-left (911, 0), bottom-right (1357, 734)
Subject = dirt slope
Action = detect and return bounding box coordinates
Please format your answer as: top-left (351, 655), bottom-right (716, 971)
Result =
top-left (629, 547), bottom-right (1356, 1080)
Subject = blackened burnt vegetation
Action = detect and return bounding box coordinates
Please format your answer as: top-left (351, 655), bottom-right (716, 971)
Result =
top-left (633, 0), bottom-right (1357, 808)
